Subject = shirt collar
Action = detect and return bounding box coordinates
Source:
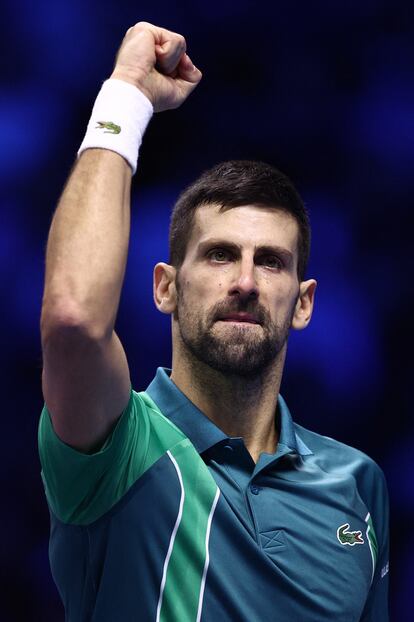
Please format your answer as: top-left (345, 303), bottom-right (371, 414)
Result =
top-left (277, 393), bottom-right (313, 456)
top-left (146, 367), bottom-right (312, 458)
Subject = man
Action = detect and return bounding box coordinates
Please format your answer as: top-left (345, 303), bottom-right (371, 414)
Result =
top-left (38, 21), bottom-right (389, 622)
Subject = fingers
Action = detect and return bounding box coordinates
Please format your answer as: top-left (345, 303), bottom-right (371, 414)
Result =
top-left (123, 21), bottom-right (198, 81)
top-left (113, 21), bottom-right (202, 111)
top-left (155, 37), bottom-right (186, 75)
top-left (122, 22), bottom-right (186, 73)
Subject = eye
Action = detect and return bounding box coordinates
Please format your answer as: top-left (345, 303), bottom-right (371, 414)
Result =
top-left (258, 255), bottom-right (283, 270)
top-left (208, 249), bottom-right (232, 263)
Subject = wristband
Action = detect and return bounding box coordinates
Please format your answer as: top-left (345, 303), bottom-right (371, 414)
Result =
top-left (77, 79), bottom-right (154, 175)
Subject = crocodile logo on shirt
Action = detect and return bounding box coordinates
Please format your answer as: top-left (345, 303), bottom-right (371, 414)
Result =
top-left (337, 523), bottom-right (364, 546)
top-left (95, 121), bottom-right (121, 134)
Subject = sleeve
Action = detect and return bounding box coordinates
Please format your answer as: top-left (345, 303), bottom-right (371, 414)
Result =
top-left (359, 464), bottom-right (390, 622)
top-left (38, 389), bottom-right (151, 526)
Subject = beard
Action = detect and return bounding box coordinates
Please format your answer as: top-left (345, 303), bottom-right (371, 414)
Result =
top-left (176, 292), bottom-right (295, 378)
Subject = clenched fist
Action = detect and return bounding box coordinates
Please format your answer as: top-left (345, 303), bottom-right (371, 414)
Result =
top-left (110, 22), bottom-right (202, 112)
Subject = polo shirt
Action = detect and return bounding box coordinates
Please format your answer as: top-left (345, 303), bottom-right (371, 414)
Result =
top-left (38, 367), bottom-right (389, 621)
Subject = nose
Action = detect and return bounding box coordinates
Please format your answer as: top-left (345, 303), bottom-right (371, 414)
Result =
top-left (228, 259), bottom-right (259, 301)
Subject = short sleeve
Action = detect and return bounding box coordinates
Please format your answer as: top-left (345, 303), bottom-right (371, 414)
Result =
top-left (38, 390), bottom-right (150, 525)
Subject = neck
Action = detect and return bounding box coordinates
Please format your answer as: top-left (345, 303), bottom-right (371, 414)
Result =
top-left (170, 346), bottom-right (286, 463)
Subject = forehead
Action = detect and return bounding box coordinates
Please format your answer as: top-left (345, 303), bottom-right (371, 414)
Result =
top-left (186, 203), bottom-right (300, 255)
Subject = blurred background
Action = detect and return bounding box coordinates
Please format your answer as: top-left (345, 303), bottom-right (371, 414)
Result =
top-left (1, 0), bottom-right (412, 619)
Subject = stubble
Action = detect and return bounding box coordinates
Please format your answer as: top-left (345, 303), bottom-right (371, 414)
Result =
top-left (176, 292), bottom-right (295, 378)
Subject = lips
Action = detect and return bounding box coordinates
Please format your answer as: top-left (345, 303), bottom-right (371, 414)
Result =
top-left (217, 313), bottom-right (260, 324)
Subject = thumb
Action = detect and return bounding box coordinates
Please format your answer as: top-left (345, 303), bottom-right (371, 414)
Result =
top-left (176, 53), bottom-right (202, 84)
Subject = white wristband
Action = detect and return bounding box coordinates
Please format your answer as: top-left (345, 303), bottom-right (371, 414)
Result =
top-left (77, 79), bottom-right (154, 175)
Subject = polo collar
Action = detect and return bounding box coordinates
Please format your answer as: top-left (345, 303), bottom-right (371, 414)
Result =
top-left (146, 367), bottom-right (312, 459)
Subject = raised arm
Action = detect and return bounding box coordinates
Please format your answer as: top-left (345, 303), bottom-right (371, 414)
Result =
top-left (40, 22), bottom-right (201, 452)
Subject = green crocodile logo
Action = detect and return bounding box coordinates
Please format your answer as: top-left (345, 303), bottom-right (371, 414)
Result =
top-left (337, 523), bottom-right (364, 546)
top-left (95, 121), bottom-right (121, 134)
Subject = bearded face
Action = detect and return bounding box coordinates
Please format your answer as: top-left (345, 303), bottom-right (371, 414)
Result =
top-left (175, 284), bottom-right (296, 377)
top-left (156, 204), bottom-right (315, 380)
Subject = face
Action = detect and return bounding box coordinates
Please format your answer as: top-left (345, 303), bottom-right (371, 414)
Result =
top-left (156, 204), bottom-right (315, 378)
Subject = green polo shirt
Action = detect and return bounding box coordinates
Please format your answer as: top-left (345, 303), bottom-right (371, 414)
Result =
top-left (38, 367), bottom-right (389, 621)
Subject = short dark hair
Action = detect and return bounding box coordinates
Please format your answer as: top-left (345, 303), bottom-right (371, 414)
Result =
top-left (169, 160), bottom-right (311, 281)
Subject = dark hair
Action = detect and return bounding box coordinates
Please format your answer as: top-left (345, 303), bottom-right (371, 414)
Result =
top-left (169, 160), bottom-right (311, 281)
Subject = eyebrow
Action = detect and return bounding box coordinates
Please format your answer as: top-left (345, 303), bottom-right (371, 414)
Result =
top-left (197, 239), bottom-right (294, 264)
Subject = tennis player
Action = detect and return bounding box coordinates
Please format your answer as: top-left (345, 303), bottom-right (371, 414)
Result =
top-left (39, 21), bottom-right (389, 621)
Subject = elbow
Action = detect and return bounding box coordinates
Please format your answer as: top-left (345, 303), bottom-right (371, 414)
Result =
top-left (41, 298), bottom-right (110, 349)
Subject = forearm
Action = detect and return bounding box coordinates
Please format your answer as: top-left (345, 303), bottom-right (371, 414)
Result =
top-left (42, 18), bottom-right (202, 340)
top-left (42, 148), bottom-right (131, 339)
top-left (39, 21), bottom-right (201, 451)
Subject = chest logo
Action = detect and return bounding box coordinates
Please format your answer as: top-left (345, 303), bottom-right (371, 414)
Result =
top-left (337, 523), bottom-right (364, 546)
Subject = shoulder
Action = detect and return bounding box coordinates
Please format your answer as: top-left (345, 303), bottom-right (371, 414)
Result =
top-left (294, 423), bottom-right (388, 509)
top-left (295, 422), bottom-right (385, 482)
top-left (294, 422), bottom-right (389, 544)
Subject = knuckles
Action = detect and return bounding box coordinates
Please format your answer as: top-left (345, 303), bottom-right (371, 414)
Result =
top-left (116, 21), bottom-right (196, 112)
top-left (131, 21), bottom-right (153, 31)
top-left (126, 22), bottom-right (186, 52)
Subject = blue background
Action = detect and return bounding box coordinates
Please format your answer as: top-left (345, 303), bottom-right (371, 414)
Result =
top-left (1, 1), bottom-right (412, 619)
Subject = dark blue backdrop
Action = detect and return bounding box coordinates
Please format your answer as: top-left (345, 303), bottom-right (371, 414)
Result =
top-left (1, 1), bottom-right (412, 620)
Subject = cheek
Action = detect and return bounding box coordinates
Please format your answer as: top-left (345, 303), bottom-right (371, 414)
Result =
top-left (185, 274), bottom-right (223, 299)
top-left (270, 283), bottom-right (299, 314)
top-left (179, 280), bottom-right (210, 313)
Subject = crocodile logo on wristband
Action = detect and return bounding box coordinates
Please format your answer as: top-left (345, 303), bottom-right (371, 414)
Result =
top-left (96, 121), bottom-right (121, 134)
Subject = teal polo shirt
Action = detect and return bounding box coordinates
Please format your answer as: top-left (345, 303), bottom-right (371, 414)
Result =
top-left (38, 367), bottom-right (389, 621)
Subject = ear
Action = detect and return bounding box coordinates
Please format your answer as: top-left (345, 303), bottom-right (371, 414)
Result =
top-left (153, 262), bottom-right (177, 314)
top-left (291, 279), bottom-right (317, 330)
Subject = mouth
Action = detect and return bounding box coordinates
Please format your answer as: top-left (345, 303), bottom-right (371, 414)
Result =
top-left (217, 313), bottom-right (260, 325)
